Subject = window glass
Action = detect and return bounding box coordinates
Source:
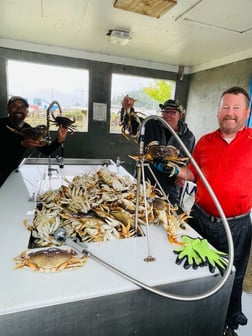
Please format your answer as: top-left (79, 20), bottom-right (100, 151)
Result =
top-left (7, 60), bottom-right (89, 131)
top-left (110, 73), bottom-right (176, 133)
top-left (247, 77), bottom-right (252, 127)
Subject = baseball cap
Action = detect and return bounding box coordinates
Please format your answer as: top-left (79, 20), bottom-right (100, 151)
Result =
top-left (159, 99), bottom-right (183, 113)
top-left (7, 96), bottom-right (29, 107)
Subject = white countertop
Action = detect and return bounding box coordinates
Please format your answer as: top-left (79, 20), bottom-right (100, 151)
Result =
top-left (0, 160), bottom-right (214, 316)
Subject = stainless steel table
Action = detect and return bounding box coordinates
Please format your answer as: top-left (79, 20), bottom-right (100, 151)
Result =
top-left (0, 158), bottom-right (234, 336)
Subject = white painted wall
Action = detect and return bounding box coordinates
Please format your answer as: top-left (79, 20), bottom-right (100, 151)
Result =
top-left (185, 59), bottom-right (252, 141)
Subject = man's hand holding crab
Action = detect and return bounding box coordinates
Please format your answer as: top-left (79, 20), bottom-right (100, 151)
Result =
top-left (152, 158), bottom-right (181, 177)
top-left (57, 124), bottom-right (69, 143)
top-left (20, 124), bottom-right (68, 148)
top-left (20, 138), bottom-right (46, 148)
top-left (144, 141), bottom-right (189, 177)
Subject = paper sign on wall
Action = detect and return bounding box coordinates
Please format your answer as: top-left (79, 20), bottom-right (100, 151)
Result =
top-left (93, 103), bottom-right (107, 121)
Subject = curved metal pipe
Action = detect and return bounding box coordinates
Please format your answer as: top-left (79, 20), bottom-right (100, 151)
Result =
top-left (54, 227), bottom-right (232, 302)
top-left (54, 110), bottom-right (234, 301)
top-left (46, 100), bottom-right (63, 140)
top-left (135, 115), bottom-right (234, 301)
top-left (46, 101), bottom-right (64, 175)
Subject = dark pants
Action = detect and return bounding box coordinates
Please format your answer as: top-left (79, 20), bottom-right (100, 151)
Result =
top-left (188, 204), bottom-right (252, 330)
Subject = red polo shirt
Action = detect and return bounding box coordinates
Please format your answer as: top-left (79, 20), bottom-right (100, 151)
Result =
top-left (189, 127), bottom-right (252, 217)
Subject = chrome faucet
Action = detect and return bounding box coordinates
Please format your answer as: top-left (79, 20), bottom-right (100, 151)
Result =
top-left (116, 156), bottom-right (125, 167)
top-left (46, 100), bottom-right (64, 176)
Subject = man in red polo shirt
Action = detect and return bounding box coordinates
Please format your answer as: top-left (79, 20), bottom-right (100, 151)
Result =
top-left (175, 86), bottom-right (252, 336)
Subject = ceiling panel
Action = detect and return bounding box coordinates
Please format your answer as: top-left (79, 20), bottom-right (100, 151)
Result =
top-left (182, 0), bottom-right (252, 32)
top-left (0, 0), bottom-right (251, 72)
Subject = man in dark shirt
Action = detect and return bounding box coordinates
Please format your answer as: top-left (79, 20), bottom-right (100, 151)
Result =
top-left (143, 99), bottom-right (195, 205)
top-left (0, 96), bottom-right (68, 186)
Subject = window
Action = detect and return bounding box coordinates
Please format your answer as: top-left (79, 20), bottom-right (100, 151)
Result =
top-left (110, 73), bottom-right (176, 133)
top-left (247, 77), bottom-right (252, 127)
top-left (7, 60), bottom-right (89, 131)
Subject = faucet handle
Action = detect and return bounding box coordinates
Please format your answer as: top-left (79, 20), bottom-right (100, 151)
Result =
top-left (56, 155), bottom-right (64, 168)
top-left (116, 157), bottom-right (125, 167)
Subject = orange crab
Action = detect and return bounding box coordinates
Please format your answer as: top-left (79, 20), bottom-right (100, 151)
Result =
top-left (152, 198), bottom-right (189, 245)
top-left (14, 247), bottom-right (87, 272)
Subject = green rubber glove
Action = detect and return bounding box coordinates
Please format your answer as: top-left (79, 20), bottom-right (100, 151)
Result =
top-left (192, 238), bottom-right (229, 276)
top-left (173, 236), bottom-right (203, 270)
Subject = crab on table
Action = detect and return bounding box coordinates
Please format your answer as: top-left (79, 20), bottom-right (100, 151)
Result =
top-left (14, 247), bottom-right (87, 272)
top-left (151, 198), bottom-right (190, 245)
top-left (130, 141), bottom-right (189, 176)
top-left (50, 112), bottom-right (77, 133)
top-left (7, 124), bottom-right (49, 145)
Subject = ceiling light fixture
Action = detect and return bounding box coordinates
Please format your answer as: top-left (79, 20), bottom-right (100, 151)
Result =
top-left (107, 29), bottom-right (131, 46)
top-left (113, 0), bottom-right (177, 18)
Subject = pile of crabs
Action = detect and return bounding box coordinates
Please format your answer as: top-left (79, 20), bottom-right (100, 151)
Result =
top-left (14, 140), bottom-right (191, 272)
top-left (14, 166), bottom-right (189, 272)
top-left (24, 166), bottom-right (188, 246)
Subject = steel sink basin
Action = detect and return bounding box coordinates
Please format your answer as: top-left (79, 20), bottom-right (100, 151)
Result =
top-left (22, 157), bottom-right (113, 166)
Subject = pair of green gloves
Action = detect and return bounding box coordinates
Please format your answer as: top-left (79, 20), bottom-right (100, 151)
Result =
top-left (173, 236), bottom-right (229, 276)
